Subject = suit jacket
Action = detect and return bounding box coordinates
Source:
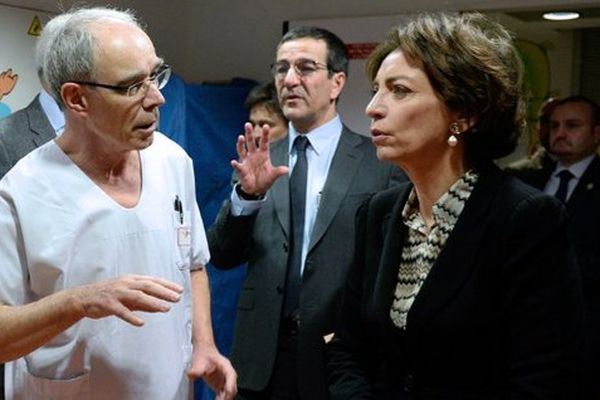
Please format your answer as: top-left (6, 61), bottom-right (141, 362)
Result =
top-left (508, 155), bottom-right (600, 307)
top-left (208, 126), bottom-right (404, 399)
top-left (0, 96), bottom-right (56, 178)
top-left (508, 155), bottom-right (600, 398)
top-left (328, 165), bottom-right (584, 399)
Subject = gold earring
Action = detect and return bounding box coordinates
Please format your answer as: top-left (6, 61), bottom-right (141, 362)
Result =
top-left (448, 123), bottom-right (461, 147)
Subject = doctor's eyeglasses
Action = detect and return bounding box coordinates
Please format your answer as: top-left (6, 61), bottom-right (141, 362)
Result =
top-left (70, 64), bottom-right (172, 98)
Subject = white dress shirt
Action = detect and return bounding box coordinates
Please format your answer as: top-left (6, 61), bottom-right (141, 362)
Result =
top-left (38, 89), bottom-right (65, 135)
top-left (231, 115), bottom-right (343, 274)
top-left (544, 154), bottom-right (595, 202)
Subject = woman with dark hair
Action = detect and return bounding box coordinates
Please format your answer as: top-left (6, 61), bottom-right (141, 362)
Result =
top-left (327, 12), bottom-right (583, 399)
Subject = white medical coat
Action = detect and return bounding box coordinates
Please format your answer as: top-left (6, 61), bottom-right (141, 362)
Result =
top-left (0, 132), bottom-right (209, 400)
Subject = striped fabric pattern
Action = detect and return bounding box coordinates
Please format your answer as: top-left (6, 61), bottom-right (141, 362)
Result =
top-left (390, 171), bottom-right (479, 329)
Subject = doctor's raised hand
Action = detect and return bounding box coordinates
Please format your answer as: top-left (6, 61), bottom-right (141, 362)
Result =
top-left (231, 122), bottom-right (289, 197)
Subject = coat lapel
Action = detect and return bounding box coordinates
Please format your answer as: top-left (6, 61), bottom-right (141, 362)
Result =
top-left (406, 167), bottom-right (501, 331)
top-left (567, 155), bottom-right (600, 212)
top-left (270, 139), bottom-right (290, 238)
top-left (373, 185), bottom-right (412, 324)
top-left (27, 96), bottom-right (57, 147)
top-left (307, 128), bottom-right (365, 253)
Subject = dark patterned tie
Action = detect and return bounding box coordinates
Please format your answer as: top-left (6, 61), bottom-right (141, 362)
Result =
top-left (554, 169), bottom-right (574, 203)
top-left (284, 135), bottom-right (309, 317)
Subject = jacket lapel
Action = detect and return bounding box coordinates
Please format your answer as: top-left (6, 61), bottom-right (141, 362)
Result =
top-left (406, 168), bottom-right (501, 331)
top-left (307, 127), bottom-right (365, 253)
top-left (373, 185), bottom-right (412, 324)
top-left (567, 155), bottom-right (600, 212)
top-left (28, 96), bottom-right (57, 147)
top-left (270, 139), bottom-right (290, 238)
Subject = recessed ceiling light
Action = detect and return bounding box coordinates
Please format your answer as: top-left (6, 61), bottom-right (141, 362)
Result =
top-left (542, 11), bottom-right (580, 21)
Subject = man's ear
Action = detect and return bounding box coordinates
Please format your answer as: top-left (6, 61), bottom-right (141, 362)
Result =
top-left (329, 71), bottom-right (346, 103)
top-left (61, 83), bottom-right (88, 114)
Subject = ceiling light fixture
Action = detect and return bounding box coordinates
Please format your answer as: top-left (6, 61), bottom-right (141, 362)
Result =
top-left (542, 11), bottom-right (580, 21)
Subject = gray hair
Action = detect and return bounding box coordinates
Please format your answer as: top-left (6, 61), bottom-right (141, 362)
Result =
top-left (35, 13), bottom-right (71, 84)
top-left (43, 7), bottom-right (141, 106)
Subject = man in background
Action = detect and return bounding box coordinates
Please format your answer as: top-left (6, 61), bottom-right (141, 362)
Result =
top-left (208, 26), bottom-right (404, 399)
top-left (0, 7), bottom-right (236, 399)
top-left (509, 95), bottom-right (600, 398)
top-left (0, 14), bottom-right (67, 178)
top-left (245, 81), bottom-right (288, 143)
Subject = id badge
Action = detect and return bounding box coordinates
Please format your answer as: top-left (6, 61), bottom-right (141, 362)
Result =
top-left (177, 226), bottom-right (192, 246)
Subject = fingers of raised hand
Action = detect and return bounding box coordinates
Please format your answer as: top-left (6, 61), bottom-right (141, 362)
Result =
top-left (244, 122), bottom-right (257, 152)
top-left (235, 134), bottom-right (247, 159)
top-left (258, 124), bottom-right (270, 150)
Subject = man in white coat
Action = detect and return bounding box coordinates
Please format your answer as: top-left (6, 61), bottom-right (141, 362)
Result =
top-left (0, 7), bottom-right (236, 400)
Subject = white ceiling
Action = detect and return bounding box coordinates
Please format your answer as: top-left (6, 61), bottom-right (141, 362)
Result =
top-left (2, 0), bottom-right (600, 14)
top-left (2, 0), bottom-right (600, 29)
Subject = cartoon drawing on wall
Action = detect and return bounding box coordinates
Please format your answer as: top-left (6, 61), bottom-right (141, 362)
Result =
top-left (0, 68), bottom-right (19, 118)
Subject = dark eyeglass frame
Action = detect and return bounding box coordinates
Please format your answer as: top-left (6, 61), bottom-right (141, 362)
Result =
top-left (271, 59), bottom-right (331, 79)
top-left (69, 64), bottom-right (172, 97)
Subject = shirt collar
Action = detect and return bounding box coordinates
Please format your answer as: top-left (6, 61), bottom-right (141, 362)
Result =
top-left (555, 153), bottom-right (595, 180)
top-left (402, 170), bottom-right (479, 230)
top-left (38, 90), bottom-right (65, 134)
top-left (288, 115), bottom-right (342, 156)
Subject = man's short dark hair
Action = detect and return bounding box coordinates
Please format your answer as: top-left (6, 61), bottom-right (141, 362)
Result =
top-left (554, 95), bottom-right (600, 126)
top-left (278, 26), bottom-right (349, 77)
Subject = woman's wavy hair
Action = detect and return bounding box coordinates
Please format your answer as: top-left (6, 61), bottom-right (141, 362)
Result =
top-left (367, 12), bottom-right (526, 166)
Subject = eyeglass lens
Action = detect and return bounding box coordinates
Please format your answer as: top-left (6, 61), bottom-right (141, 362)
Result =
top-left (271, 59), bottom-right (325, 78)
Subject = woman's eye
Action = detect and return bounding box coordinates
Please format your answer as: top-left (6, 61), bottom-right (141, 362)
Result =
top-left (392, 85), bottom-right (411, 97)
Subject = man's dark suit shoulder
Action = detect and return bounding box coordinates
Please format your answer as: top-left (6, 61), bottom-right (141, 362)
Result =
top-left (0, 96), bottom-right (55, 178)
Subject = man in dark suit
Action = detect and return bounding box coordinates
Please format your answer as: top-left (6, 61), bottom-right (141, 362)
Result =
top-left (508, 95), bottom-right (600, 398)
top-left (0, 91), bottom-right (63, 178)
top-left (208, 26), bottom-right (403, 399)
top-left (0, 12), bottom-right (67, 179)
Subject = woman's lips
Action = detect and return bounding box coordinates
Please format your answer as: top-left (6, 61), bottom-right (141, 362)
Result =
top-left (370, 128), bottom-right (387, 145)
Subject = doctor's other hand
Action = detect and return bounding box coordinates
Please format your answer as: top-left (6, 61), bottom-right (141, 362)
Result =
top-left (73, 274), bottom-right (183, 327)
top-left (231, 122), bottom-right (288, 196)
top-left (188, 344), bottom-right (237, 400)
